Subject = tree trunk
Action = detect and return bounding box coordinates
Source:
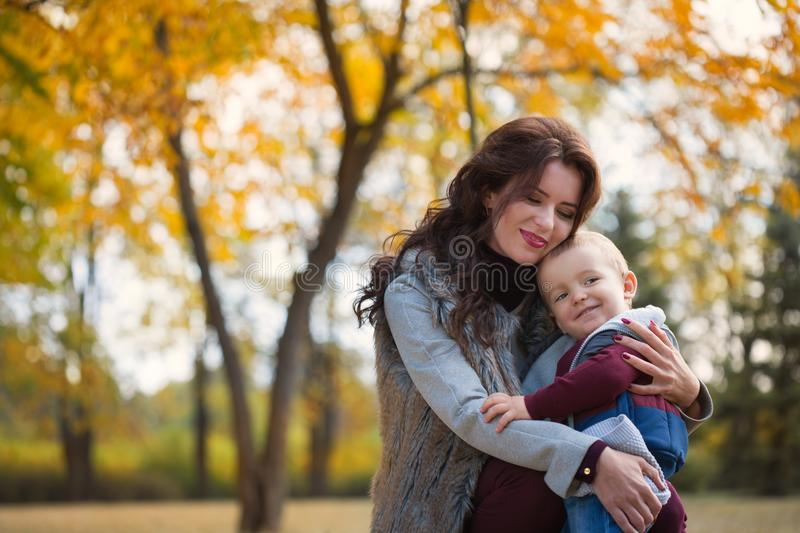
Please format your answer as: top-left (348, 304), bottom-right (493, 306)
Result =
top-left (307, 344), bottom-right (337, 497)
top-left (156, 17), bottom-right (266, 529)
top-left (762, 344), bottom-right (795, 496)
top-left (261, 126), bottom-right (383, 528)
top-left (168, 128), bottom-right (264, 530)
top-left (194, 333), bottom-right (210, 499)
top-left (257, 0), bottom-right (410, 526)
top-left (57, 223), bottom-right (96, 501)
top-left (308, 417), bottom-right (334, 496)
top-left (58, 399), bottom-right (93, 501)
top-left (453, 0), bottom-right (478, 150)
top-left (258, 3), bottom-right (402, 513)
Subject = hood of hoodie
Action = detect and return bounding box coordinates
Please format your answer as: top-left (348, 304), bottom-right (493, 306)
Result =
top-left (567, 305), bottom-right (679, 372)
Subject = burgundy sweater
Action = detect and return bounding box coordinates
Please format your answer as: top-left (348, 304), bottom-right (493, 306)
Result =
top-left (525, 340), bottom-right (640, 422)
top-left (524, 339), bottom-right (681, 424)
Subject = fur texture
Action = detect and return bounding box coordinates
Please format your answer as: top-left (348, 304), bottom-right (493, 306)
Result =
top-left (370, 251), bottom-right (554, 532)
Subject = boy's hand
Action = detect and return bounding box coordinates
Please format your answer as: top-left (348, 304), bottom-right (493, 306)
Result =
top-left (479, 393), bottom-right (530, 432)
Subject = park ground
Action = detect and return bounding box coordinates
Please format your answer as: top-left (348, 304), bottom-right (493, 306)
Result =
top-left (0, 496), bottom-right (799, 532)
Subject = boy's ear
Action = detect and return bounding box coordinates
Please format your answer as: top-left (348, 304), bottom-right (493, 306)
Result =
top-left (548, 311), bottom-right (561, 330)
top-left (623, 270), bottom-right (638, 304)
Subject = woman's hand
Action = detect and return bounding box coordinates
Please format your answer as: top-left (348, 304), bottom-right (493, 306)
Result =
top-left (593, 448), bottom-right (665, 533)
top-left (479, 393), bottom-right (530, 432)
top-left (614, 318), bottom-right (701, 412)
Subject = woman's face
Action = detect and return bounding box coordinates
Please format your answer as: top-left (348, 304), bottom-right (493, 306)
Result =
top-left (484, 160), bottom-right (583, 265)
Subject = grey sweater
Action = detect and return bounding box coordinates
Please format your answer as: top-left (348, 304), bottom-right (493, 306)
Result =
top-left (384, 271), bottom-right (713, 497)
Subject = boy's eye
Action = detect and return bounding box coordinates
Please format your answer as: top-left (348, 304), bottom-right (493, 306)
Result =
top-left (554, 292), bottom-right (567, 303)
top-left (584, 276), bottom-right (599, 285)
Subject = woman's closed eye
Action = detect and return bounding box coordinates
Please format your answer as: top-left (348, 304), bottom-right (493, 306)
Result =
top-left (526, 197), bottom-right (574, 221)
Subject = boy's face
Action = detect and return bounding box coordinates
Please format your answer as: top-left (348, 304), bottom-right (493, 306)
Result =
top-left (538, 244), bottom-right (637, 339)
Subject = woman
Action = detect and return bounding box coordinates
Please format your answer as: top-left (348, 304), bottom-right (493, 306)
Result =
top-left (355, 117), bottom-right (711, 533)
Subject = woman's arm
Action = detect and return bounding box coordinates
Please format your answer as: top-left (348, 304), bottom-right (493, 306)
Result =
top-left (614, 318), bottom-right (713, 432)
top-left (384, 273), bottom-right (596, 498)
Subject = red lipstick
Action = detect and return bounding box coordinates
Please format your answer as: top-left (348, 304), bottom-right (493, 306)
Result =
top-left (520, 229), bottom-right (547, 249)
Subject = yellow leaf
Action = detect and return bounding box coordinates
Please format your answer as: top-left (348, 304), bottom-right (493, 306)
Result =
top-left (777, 179), bottom-right (800, 218)
top-left (710, 224), bottom-right (726, 243)
top-left (743, 182), bottom-right (761, 197)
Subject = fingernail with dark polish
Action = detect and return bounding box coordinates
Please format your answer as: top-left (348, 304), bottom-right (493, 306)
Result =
top-left (621, 318), bottom-right (631, 324)
top-left (622, 353), bottom-right (631, 359)
top-left (614, 335), bottom-right (623, 342)
top-left (649, 320), bottom-right (656, 327)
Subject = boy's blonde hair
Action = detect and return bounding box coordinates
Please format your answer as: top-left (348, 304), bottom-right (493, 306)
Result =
top-left (540, 231), bottom-right (629, 277)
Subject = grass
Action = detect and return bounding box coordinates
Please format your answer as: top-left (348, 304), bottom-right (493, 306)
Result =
top-left (0, 499), bottom-right (370, 533)
top-left (0, 496), bottom-right (798, 532)
top-left (682, 494), bottom-right (800, 533)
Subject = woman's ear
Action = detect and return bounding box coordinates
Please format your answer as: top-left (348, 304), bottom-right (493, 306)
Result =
top-left (483, 190), bottom-right (498, 211)
top-left (623, 270), bottom-right (638, 304)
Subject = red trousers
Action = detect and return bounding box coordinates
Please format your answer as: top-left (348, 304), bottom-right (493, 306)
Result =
top-left (466, 457), bottom-right (686, 533)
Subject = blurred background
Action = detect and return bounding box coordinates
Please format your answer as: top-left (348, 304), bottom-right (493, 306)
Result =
top-left (1, 0), bottom-right (799, 531)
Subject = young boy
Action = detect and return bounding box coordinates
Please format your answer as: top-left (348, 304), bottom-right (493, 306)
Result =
top-left (481, 231), bottom-right (689, 532)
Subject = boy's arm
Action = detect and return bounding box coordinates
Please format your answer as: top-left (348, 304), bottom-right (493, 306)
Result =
top-left (524, 344), bottom-right (641, 421)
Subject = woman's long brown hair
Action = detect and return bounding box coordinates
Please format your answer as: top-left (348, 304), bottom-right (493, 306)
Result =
top-left (354, 116), bottom-right (602, 348)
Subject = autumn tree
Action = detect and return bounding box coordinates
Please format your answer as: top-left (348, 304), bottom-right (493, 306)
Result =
top-left (0, 2), bottom-right (107, 500)
top-left (1, 0), bottom-right (261, 509)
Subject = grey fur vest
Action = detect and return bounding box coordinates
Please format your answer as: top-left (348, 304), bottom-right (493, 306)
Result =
top-left (370, 250), bottom-right (554, 532)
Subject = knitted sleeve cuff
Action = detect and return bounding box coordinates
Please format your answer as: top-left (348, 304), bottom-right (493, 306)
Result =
top-left (524, 393), bottom-right (537, 419)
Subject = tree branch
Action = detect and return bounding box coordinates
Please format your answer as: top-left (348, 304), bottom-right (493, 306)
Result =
top-left (356, 0), bottom-right (384, 65)
top-left (338, 0), bottom-right (408, 196)
top-left (372, 0), bottom-right (408, 126)
top-left (389, 64), bottom-right (583, 112)
top-left (0, 41), bottom-right (48, 99)
top-left (388, 66), bottom-right (462, 112)
top-left (314, 0), bottom-right (357, 130)
top-left (2, 0), bottom-right (50, 11)
top-left (642, 112), bottom-right (702, 191)
top-left (452, 0), bottom-right (477, 149)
